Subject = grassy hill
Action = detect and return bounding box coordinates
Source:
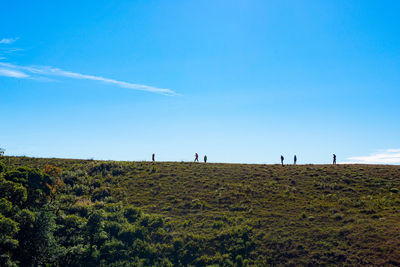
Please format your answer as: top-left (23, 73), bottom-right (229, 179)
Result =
top-left (1, 156), bottom-right (400, 266)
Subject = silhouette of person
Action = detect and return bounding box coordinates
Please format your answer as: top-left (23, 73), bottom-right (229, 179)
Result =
top-left (152, 153), bottom-right (155, 162)
top-left (333, 154), bottom-right (336, 165)
top-left (204, 155), bottom-right (207, 163)
top-left (281, 155), bottom-right (284, 166)
top-left (294, 155), bottom-right (297, 165)
top-left (194, 153), bottom-right (199, 162)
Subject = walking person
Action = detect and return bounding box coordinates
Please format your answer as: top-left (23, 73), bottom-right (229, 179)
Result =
top-left (333, 153), bottom-right (336, 165)
top-left (294, 155), bottom-right (297, 165)
top-left (194, 153), bottom-right (199, 162)
top-left (281, 155), bottom-right (284, 166)
top-left (204, 155), bottom-right (207, 163)
top-left (152, 153), bottom-right (155, 162)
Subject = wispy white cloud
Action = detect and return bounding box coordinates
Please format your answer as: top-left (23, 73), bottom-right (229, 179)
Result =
top-left (343, 149), bottom-right (400, 164)
top-left (0, 38), bottom-right (19, 44)
top-left (385, 149), bottom-right (400, 153)
top-left (3, 48), bottom-right (24, 54)
top-left (0, 68), bottom-right (29, 78)
top-left (0, 62), bottom-right (176, 95)
top-left (0, 38), bottom-right (21, 59)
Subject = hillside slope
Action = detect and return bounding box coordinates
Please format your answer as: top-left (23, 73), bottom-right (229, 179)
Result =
top-left (2, 156), bottom-right (400, 266)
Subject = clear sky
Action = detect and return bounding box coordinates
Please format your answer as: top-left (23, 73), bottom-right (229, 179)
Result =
top-left (1, 0), bottom-right (400, 164)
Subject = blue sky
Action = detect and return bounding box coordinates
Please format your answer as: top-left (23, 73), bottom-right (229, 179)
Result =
top-left (1, 0), bottom-right (400, 164)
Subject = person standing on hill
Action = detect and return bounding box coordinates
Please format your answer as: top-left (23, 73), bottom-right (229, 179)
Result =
top-left (204, 155), bottom-right (207, 163)
top-left (194, 153), bottom-right (199, 162)
top-left (294, 155), bottom-right (297, 165)
top-left (152, 153), bottom-right (155, 162)
top-left (281, 155), bottom-right (284, 166)
top-left (333, 154), bottom-right (336, 165)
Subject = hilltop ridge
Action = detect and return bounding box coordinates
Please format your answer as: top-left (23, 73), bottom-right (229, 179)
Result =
top-left (1, 156), bottom-right (400, 265)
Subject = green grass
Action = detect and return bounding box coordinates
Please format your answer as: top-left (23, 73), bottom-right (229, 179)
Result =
top-left (3, 156), bottom-right (400, 265)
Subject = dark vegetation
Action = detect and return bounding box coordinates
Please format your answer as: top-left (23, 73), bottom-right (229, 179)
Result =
top-left (1, 156), bottom-right (400, 266)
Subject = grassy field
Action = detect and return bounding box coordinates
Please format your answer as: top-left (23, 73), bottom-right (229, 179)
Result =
top-left (2, 156), bottom-right (400, 266)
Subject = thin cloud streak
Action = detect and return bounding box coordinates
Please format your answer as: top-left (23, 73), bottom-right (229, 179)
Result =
top-left (0, 62), bottom-right (177, 95)
top-left (0, 38), bottom-right (18, 44)
top-left (2, 48), bottom-right (24, 54)
top-left (0, 68), bottom-right (29, 78)
top-left (343, 149), bottom-right (400, 164)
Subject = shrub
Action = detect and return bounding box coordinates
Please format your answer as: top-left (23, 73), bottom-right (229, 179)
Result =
top-left (235, 255), bottom-right (244, 267)
top-left (55, 214), bottom-right (85, 247)
top-left (118, 224), bottom-right (148, 245)
top-left (73, 184), bottom-right (88, 196)
top-left (43, 164), bottom-right (62, 178)
top-left (0, 198), bottom-right (13, 216)
top-left (0, 179), bottom-right (27, 206)
top-left (14, 210), bottom-right (58, 266)
top-left (300, 211), bottom-right (307, 219)
top-left (27, 169), bottom-right (52, 194)
top-left (99, 239), bottom-right (126, 264)
top-left (4, 169), bottom-right (28, 184)
top-left (332, 213), bottom-right (343, 221)
top-left (104, 221), bottom-right (123, 238)
top-left (0, 161), bottom-right (5, 174)
top-left (91, 187), bottom-right (111, 202)
top-left (212, 220), bottom-right (225, 229)
top-left (0, 213), bottom-right (19, 237)
top-left (123, 206), bottom-right (143, 223)
top-left (0, 214), bottom-right (19, 266)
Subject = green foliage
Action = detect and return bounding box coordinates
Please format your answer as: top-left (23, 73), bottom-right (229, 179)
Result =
top-left (0, 214), bottom-right (19, 239)
top-left (91, 186), bottom-right (111, 201)
top-left (3, 167), bottom-right (53, 209)
top-left (123, 206), bottom-right (142, 223)
top-left (0, 198), bottom-right (13, 216)
top-left (15, 210), bottom-right (58, 266)
top-left (0, 179), bottom-right (27, 205)
top-left (85, 210), bottom-right (106, 253)
top-left (0, 214), bottom-right (19, 267)
top-left (0, 160), bottom-right (5, 174)
top-left (55, 214), bottom-right (85, 247)
top-left (1, 156), bottom-right (400, 265)
top-left (4, 169), bottom-right (28, 184)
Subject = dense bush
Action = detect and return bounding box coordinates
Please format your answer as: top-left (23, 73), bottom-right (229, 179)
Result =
top-left (0, 160), bottom-right (258, 266)
top-left (1, 156), bottom-right (400, 265)
top-left (0, 161), bottom-right (6, 174)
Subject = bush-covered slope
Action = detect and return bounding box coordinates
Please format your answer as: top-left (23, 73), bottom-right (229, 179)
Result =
top-left (1, 156), bottom-right (400, 266)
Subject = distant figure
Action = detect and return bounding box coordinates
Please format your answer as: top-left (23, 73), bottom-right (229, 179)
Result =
top-left (204, 155), bottom-right (207, 163)
top-left (333, 154), bottom-right (336, 165)
top-left (281, 155), bottom-right (284, 166)
top-left (294, 155), bottom-right (297, 165)
top-left (152, 153), bottom-right (155, 162)
top-left (194, 153), bottom-right (199, 162)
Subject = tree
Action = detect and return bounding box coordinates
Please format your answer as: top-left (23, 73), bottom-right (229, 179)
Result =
top-left (0, 148), bottom-right (5, 157)
top-left (15, 209), bottom-right (58, 266)
top-left (43, 165), bottom-right (64, 205)
top-left (0, 161), bottom-right (5, 174)
top-left (85, 211), bottom-right (106, 256)
top-left (0, 214), bottom-right (19, 266)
